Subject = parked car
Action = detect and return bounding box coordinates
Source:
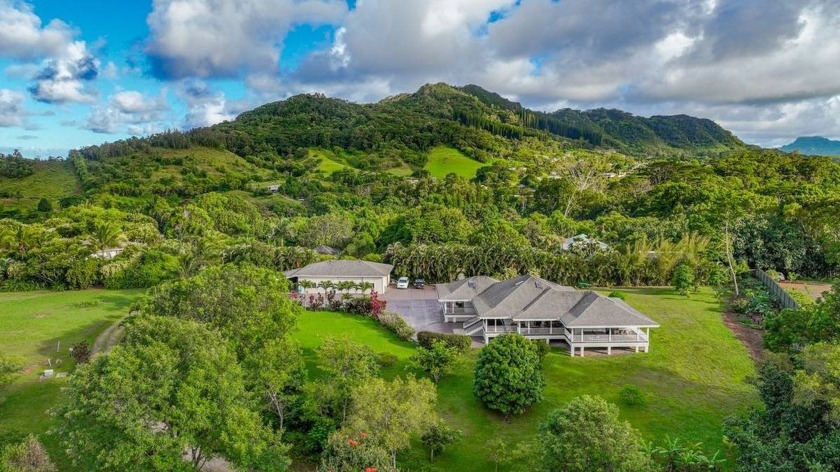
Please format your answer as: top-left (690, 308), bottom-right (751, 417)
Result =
top-left (396, 277), bottom-right (410, 289)
top-left (413, 278), bottom-right (426, 289)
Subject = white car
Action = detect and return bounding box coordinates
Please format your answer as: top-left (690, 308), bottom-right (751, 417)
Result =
top-left (396, 277), bottom-right (410, 289)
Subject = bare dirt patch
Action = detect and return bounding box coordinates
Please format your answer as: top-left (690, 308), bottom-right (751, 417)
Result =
top-left (779, 281), bottom-right (833, 301)
top-left (91, 318), bottom-right (126, 356)
top-left (723, 312), bottom-right (764, 362)
top-left (32, 313), bottom-right (51, 319)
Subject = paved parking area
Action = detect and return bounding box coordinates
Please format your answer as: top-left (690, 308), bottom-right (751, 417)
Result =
top-left (382, 285), bottom-right (457, 334)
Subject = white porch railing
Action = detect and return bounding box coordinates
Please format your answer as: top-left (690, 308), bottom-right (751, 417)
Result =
top-left (485, 325), bottom-right (518, 334)
top-left (568, 333), bottom-right (648, 343)
top-left (444, 307), bottom-right (476, 315)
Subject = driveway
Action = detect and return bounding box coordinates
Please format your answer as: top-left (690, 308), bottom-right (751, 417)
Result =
top-left (383, 285), bottom-right (456, 335)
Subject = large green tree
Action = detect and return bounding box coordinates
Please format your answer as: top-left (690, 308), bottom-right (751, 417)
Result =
top-left (725, 350), bottom-right (840, 471)
top-left (473, 334), bottom-right (544, 416)
top-left (138, 264), bottom-right (300, 358)
top-left (539, 395), bottom-right (654, 472)
top-left (347, 375), bottom-right (438, 467)
top-left (411, 339), bottom-right (459, 383)
top-left (53, 316), bottom-right (288, 471)
top-left (315, 337), bottom-right (380, 423)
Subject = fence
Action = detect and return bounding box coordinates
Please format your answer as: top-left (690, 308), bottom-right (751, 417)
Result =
top-left (752, 269), bottom-right (801, 310)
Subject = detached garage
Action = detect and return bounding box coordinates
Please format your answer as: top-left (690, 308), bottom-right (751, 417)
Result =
top-left (283, 260), bottom-right (394, 294)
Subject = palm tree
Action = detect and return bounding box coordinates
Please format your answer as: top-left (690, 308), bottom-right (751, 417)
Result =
top-left (318, 280), bottom-right (335, 294)
top-left (0, 223), bottom-right (40, 258)
top-left (90, 221), bottom-right (124, 251)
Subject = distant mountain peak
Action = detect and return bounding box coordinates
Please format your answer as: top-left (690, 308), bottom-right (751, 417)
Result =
top-left (780, 136), bottom-right (840, 156)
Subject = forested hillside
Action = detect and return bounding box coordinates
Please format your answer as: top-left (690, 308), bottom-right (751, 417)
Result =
top-left (781, 136), bottom-right (840, 156)
top-left (0, 83), bottom-right (836, 294)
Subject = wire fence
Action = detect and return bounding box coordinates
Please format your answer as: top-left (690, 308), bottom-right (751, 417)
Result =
top-left (753, 269), bottom-right (801, 310)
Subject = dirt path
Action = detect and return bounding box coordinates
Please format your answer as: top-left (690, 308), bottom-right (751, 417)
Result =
top-left (722, 312), bottom-right (764, 362)
top-left (91, 317), bottom-right (127, 356)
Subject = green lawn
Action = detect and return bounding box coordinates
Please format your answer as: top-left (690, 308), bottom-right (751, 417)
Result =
top-left (310, 149), bottom-right (349, 175)
top-left (423, 146), bottom-right (488, 179)
top-left (294, 287), bottom-right (757, 471)
top-left (0, 160), bottom-right (81, 211)
top-left (0, 289), bottom-right (143, 462)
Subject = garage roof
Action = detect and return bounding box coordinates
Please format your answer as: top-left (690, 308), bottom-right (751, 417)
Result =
top-left (283, 260), bottom-right (393, 278)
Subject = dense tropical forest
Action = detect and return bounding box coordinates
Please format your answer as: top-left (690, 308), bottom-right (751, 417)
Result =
top-left (1, 83), bottom-right (839, 471)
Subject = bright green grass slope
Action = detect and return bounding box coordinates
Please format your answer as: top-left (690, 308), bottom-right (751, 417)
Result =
top-left (296, 310), bottom-right (417, 380)
top-left (310, 149), bottom-right (348, 174)
top-left (0, 289), bottom-right (143, 463)
top-left (0, 160), bottom-right (81, 211)
top-left (423, 146), bottom-right (487, 179)
top-left (294, 287), bottom-right (756, 471)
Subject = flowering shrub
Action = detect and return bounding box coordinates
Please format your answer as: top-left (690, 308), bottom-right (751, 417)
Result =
top-left (377, 311), bottom-right (415, 341)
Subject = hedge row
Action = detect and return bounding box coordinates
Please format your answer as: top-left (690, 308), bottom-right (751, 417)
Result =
top-left (417, 331), bottom-right (472, 353)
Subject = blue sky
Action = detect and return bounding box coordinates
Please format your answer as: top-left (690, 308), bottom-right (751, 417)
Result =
top-left (1, 0), bottom-right (839, 157)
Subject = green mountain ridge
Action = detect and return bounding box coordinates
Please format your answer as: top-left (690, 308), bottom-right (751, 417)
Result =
top-left (77, 83), bottom-right (746, 169)
top-left (780, 136), bottom-right (840, 156)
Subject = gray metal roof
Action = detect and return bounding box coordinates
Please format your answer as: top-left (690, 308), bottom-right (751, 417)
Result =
top-left (283, 260), bottom-right (393, 278)
top-left (472, 275), bottom-right (575, 319)
top-left (447, 273), bottom-right (658, 328)
top-left (436, 276), bottom-right (499, 301)
top-left (560, 293), bottom-right (659, 328)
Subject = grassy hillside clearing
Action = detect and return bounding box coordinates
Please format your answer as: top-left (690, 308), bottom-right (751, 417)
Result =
top-left (0, 160), bottom-right (81, 211)
top-left (308, 149), bottom-right (350, 175)
top-left (0, 289), bottom-right (143, 465)
top-left (423, 146), bottom-right (488, 179)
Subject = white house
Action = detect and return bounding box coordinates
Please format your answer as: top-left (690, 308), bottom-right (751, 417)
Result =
top-left (91, 247), bottom-right (125, 259)
top-left (283, 260), bottom-right (393, 294)
top-left (438, 274), bottom-right (659, 357)
top-left (561, 234), bottom-right (610, 252)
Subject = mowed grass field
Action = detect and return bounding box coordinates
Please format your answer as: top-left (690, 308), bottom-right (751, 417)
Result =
top-left (294, 287), bottom-right (757, 471)
top-left (0, 289), bottom-right (143, 462)
top-left (423, 146), bottom-right (488, 179)
top-left (0, 160), bottom-right (81, 211)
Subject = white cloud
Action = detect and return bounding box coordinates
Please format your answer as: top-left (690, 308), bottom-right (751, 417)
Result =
top-left (176, 80), bottom-right (238, 128)
top-left (84, 90), bottom-right (169, 134)
top-left (28, 41), bottom-right (100, 104)
top-left (146, 0), bottom-right (345, 79)
top-left (0, 89), bottom-right (26, 127)
top-left (0, 0), bottom-right (75, 59)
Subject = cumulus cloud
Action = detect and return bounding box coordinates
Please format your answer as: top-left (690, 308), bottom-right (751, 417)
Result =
top-left (84, 90), bottom-right (169, 134)
top-left (146, 0), bottom-right (345, 79)
top-left (27, 40), bottom-right (100, 104)
top-left (0, 89), bottom-right (26, 127)
top-left (0, 0), bottom-right (75, 59)
top-left (276, 0), bottom-right (840, 144)
top-left (174, 80), bottom-right (250, 128)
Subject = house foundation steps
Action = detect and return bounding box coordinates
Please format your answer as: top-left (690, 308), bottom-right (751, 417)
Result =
top-left (463, 316), bottom-right (484, 336)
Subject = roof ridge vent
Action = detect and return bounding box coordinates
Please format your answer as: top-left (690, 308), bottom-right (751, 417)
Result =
top-left (535, 280), bottom-right (543, 289)
top-left (515, 280), bottom-right (524, 286)
top-left (468, 277), bottom-right (475, 288)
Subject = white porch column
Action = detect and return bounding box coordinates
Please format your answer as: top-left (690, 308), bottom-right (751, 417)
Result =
top-left (607, 346), bottom-right (612, 355)
top-left (580, 346), bottom-right (585, 357)
top-left (570, 345), bottom-right (575, 357)
top-left (608, 329), bottom-right (612, 342)
top-left (635, 346), bottom-right (639, 353)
